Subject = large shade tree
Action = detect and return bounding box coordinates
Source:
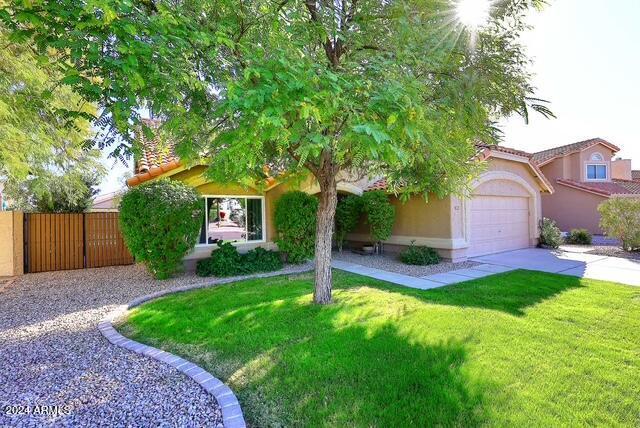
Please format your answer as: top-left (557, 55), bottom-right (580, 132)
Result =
top-left (2, 0), bottom-right (552, 303)
top-left (0, 23), bottom-right (103, 209)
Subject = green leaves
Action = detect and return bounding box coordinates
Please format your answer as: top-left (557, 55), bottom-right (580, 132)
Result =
top-left (119, 179), bottom-right (203, 279)
top-left (3, 0), bottom-right (550, 200)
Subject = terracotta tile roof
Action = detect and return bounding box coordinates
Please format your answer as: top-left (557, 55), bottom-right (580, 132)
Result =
top-left (614, 179), bottom-right (640, 194)
top-left (476, 144), bottom-right (554, 193)
top-left (632, 170), bottom-right (640, 181)
top-left (531, 138), bottom-right (620, 166)
top-left (475, 143), bottom-right (533, 159)
top-left (556, 178), bottom-right (640, 196)
top-left (364, 144), bottom-right (553, 193)
top-left (135, 118), bottom-right (178, 174)
top-left (365, 178), bottom-right (388, 192)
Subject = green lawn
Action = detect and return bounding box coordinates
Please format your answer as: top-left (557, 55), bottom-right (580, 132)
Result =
top-left (120, 270), bottom-right (640, 427)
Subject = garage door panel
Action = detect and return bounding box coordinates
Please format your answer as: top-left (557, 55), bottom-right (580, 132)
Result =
top-left (469, 195), bottom-right (530, 257)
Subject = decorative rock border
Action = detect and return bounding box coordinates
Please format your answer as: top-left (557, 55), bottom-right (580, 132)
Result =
top-left (99, 265), bottom-right (313, 428)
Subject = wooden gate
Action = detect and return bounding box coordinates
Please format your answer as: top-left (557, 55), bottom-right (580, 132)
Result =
top-left (24, 213), bottom-right (134, 273)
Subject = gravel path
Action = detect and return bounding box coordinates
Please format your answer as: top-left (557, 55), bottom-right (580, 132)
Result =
top-left (0, 263), bottom-right (309, 427)
top-left (333, 251), bottom-right (479, 277)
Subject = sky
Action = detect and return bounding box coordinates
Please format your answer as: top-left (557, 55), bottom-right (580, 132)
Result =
top-left (98, 0), bottom-right (640, 195)
top-left (499, 0), bottom-right (640, 165)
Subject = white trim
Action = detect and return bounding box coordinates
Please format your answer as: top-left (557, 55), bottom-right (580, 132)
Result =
top-left (196, 195), bottom-right (266, 247)
top-left (346, 233), bottom-right (469, 250)
top-left (585, 163), bottom-right (608, 181)
top-left (590, 152), bottom-right (604, 162)
top-left (465, 171), bottom-right (541, 252)
top-left (487, 151), bottom-right (530, 163)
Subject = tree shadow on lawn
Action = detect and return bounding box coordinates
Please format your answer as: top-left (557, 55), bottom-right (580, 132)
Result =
top-left (389, 269), bottom-right (586, 316)
top-left (123, 269), bottom-right (585, 426)
top-left (125, 283), bottom-right (490, 426)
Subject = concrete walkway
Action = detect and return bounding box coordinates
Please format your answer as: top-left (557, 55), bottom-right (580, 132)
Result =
top-left (331, 260), bottom-right (515, 290)
top-left (472, 248), bottom-right (640, 286)
top-left (333, 247), bottom-right (640, 289)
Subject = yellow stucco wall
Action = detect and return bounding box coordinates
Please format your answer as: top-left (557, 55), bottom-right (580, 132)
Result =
top-left (0, 211), bottom-right (24, 276)
top-left (167, 156), bottom-right (545, 262)
top-left (486, 158), bottom-right (541, 192)
top-left (166, 165), bottom-right (289, 254)
top-left (351, 194), bottom-right (453, 240)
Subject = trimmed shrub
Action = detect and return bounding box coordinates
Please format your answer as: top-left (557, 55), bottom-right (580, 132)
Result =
top-left (335, 195), bottom-right (362, 252)
top-left (566, 228), bottom-right (592, 245)
top-left (242, 247), bottom-right (284, 273)
top-left (119, 179), bottom-right (202, 279)
top-left (361, 190), bottom-right (395, 244)
top-left (196, 241), bottom-right (283, 277)
top-left (399, 241), bottom-right (440, 266)
top-left (274, 191), bottom-right (318, 263)
top-left (599, 198), bottom-right (640, 251)
top-left (196, 241), bottom-right (242, 277)
top-left (538, 217), bottom-right (563, 249)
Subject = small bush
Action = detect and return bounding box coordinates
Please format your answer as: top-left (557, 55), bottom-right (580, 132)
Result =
top-left (196, 241), bottom-right (283, 277)
top-left (335, 195), bottom-right (362, 252)
top-left (566, 228), bottom-right (592, 245)
top-left (361, 190), bottom-right (395, 244)
top-left (196, 241), bottom-right (242, 277)
top-left (538, 217), bottom-right (563, 249)
top-left (599, 198), bottom-right (640, 251)
top-left (274, 191), bottom-right (318, 263)
top-left (119, 179), bottom-right (202, 279)
top-left (242, 247), bottom-right (284, 273)
top-left (400, 241), bottom-right (440, 265)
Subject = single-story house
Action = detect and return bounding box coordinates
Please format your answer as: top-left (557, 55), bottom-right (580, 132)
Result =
top-left (531, 138), bottom-right (640, 234)
top-left (127, 119), bottom-right (553, 262)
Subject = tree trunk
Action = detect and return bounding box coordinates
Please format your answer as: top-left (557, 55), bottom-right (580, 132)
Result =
top-left (313, 170), bottom-right (338, 305)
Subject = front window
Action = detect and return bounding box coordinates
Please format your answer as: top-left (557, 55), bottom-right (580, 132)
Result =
top-left (586, 164), bottom-right (607, 180)
top-left (198, 196), bottom-right (264, 245)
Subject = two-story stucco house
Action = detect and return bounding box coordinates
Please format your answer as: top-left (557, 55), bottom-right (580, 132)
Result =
top-left (532, 138), bottom-right (640, 234)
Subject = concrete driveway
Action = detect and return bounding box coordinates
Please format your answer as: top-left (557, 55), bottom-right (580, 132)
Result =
top-left (471, 248), bottom-right (640, 286)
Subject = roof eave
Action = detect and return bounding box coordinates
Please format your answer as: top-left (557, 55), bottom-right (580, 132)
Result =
top-left (126, 159), bottom-right (182, 187)
top-left (534, 139), bottom-right (621, 167)
top-left (483, 148), bottom-right (555, 194)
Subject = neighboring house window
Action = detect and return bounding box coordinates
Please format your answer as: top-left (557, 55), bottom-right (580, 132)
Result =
top-left (586, 164), bottom-right (607, 180)
top-left (198, 196), bottom-right (264, 245)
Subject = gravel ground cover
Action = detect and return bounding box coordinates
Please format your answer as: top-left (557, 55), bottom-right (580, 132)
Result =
top-left (332, 251), bottom-right (479, 277)
top-left (0, 262), bottom-right (310, 427)
top-left (586, 246), bottom-right (640, 261)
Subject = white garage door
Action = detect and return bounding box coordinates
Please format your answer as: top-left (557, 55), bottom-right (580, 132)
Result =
top-left (468, 195), bottom-right (530, 257)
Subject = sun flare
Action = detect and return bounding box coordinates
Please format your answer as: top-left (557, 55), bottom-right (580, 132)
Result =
top-left (456, 0), bottom-right (492, 28)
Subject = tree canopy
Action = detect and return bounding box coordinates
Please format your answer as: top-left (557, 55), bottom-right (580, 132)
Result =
top-left (0, 23), bottom-right (104, 211)
top-left (2, 0), bottom-right (552, 302)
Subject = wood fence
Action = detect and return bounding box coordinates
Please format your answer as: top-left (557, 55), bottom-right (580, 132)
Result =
top-left (24, 212), bottom-right (134, 273)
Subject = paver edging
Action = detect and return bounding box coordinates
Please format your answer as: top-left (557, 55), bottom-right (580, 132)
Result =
top-left (99, 265), bottom-right (313, 428)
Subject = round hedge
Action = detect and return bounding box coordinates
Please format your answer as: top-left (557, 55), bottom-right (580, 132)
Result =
top-left (361, 190), bottom-right (395, 243)
top-left (119, 179), bottom-right (202, 279)
top-left (274, 191), bottom-right (318, 263)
